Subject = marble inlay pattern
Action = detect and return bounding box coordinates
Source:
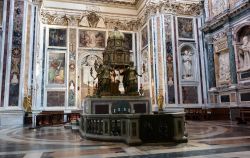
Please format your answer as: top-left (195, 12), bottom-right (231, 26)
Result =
top-left (8, 0), bottom-right (24, 106)
top-left (0, 121), bottom-right (250, 158)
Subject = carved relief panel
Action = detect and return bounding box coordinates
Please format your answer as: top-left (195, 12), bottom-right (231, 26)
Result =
top-left (213, 32), bottom-right (231, 85)
top-left (206, 0), bottom-right (246, 20)
top-left (218, 52), bottom-right (230, 82)
top-left (211, 0), bottom-right (228, 17)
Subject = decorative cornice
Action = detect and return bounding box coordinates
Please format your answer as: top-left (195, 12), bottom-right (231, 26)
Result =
top-left (45, 0), bottom-right (141, 9)
top-left (145, 0), bottom-right (202, 16)
top-left (40, 1), bottom-right (202, 30)
top-left (201, 1), bottom-right (250, 33)
top-left (40, 10), bottom-right (140, 31)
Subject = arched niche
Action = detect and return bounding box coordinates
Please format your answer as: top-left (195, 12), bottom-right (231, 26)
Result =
top-left (77, 52), bottom-right (102, 103)
top-left (234, 25), bottom-right (250, 75)
top-left (178, 43), bottom-right (197, 82)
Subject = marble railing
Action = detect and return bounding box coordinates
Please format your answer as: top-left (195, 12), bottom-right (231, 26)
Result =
top-left (79, 113), bottom-right (187, 145)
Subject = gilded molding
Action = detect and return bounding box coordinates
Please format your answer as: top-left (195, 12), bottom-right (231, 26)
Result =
top-left (145, 0), bottom-right (202, 16)
top-left (40, 0), bottom-right (202, 29)
top-left (40, 10), bottom-right (81, 26)
top-left (40, 10), bottom-right (140, 31)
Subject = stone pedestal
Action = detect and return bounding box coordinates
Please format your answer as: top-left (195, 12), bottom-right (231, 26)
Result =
top-left (0, 110), bottom-right (24, 126)
top-left (83, 96), bottom-right (150, 114)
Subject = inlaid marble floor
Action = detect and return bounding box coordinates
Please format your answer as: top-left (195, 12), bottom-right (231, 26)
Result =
top-left (0, 121), bottom-right (250, 158)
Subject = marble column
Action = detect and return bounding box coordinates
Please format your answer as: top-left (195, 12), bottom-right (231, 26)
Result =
top-left (206, 37), bottom-right (216, 89)
top-left (227, 31), bottom-right (237, 84)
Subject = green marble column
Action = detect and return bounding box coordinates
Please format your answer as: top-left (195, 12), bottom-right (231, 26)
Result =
top-left (227, 31), bottom-right (237, 84)
top-left (206, 37), bottom-right (216, 88)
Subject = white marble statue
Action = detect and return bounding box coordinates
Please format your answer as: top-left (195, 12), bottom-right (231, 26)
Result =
top-left (70, 81), bottom-right (75, 90)
top-left (68, 81), bottom-right (75, 106)
top-left (238, 36), bottom-right (250, 71)
top-left (182, 50), bottom-right (193, 79)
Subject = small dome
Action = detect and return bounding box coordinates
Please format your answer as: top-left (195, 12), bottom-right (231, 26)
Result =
top-left (109, 27), bottom-right (124, 40)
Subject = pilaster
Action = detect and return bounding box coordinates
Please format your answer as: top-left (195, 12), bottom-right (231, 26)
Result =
top-left (227, 30), bottom-right (237, 85)
top-left (205, 35), bottom-right (216, 89)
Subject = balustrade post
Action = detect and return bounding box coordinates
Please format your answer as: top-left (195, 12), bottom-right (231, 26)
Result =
top-left (125, 115), bottom-right (142, 145)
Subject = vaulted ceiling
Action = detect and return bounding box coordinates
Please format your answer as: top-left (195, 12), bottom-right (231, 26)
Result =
top-left (45, 0), bottom-right (141, 8)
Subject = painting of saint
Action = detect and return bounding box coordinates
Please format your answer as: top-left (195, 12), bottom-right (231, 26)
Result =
top-left (178, 18), bottom-right (193, 39)
top-left (68, 81), bottom-right (75, 107)
top-left (49, 29), bottom-right (67, 47)
top-left (48, 53), bottom-right (65, 84)
top-left (47, 91), bottom-right (65, 107)
top-left (124, 33), bottom-right (133, 50)
top-left (141, 26), bottom-right (148, 48)
top-left (79, 30), bottom-right (106, 48)
top-left (182, 86), bottom-right (198, 104)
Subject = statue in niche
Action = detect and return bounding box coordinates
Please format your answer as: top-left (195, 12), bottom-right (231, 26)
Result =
top-left (182, 50), bottom-right (193, 79)
top-left (68, 81), bottom-right (75, 106)
top-left (167, 55), bottom-right (174, 85)
top-left (238, 36), bottom-right (250, 71)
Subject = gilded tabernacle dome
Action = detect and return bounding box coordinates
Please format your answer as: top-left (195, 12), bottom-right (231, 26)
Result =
top-left (109, 27), bottom-right (125, 40)
top-left (103, 28), bottom-right (131, 68)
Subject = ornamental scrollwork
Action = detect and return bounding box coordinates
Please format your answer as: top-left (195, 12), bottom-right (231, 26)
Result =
top-left (145, 0), bottom-right (202, 16)
top-left (40, 10), bottom-right (140, 31)
top-left (40, 10), bottom-right (80, 26)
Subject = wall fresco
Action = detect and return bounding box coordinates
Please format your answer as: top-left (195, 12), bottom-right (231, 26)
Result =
top-left (177, 17), bottom-right (193, 39)
top-left (79, 30), bottom-right (106, 48)
top-left (47, 91), bottom-right (65, 107)
top-left (49, 28), bottom-right (67, 47)
top-left (124, 33), bottom-right (133, 50)
top-left (182, 86), bottom-right (198, 104)
top-left (48, 53), bottom-right (65, 84)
